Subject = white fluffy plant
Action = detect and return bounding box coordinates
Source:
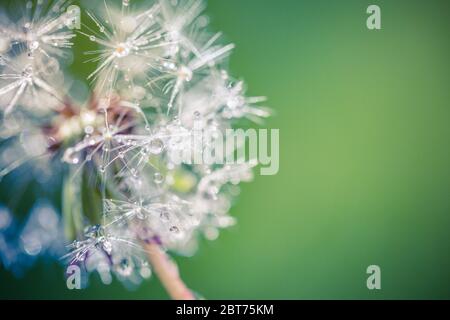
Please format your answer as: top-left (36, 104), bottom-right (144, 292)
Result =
top-left (0, 0), bottom-right (269, 299)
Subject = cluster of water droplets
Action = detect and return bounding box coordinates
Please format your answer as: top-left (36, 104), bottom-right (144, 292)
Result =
top-left (0, 0), bottom-right (270, 288)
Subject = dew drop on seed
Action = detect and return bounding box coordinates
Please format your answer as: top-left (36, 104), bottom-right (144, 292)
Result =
top-left (116, 258), bottom-right (133, 276)
top-left (76, 251), bottom-right (85, 262)
top-left (136, 208), bottom-right (146, 220)
top-left (160, 210), bottom-right (170, 221)
top-left (153, 172), bottom-right (164, 184)
top-left (30, 41), bottom-right (39, 51)
top-left (72, 240), bottom-right (80, 249)
top-left (140, 266), bottom-right (151, 279)
top-left (102, 240), bottom-right (112, 254)
top-left (148, 138), bottom-right (164, 154)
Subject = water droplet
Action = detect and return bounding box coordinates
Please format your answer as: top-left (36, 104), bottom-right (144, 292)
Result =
top-left (86, 224), bottom-right (105, 239)
top-left (169, 226), bottom-right (179, 233)
top-left (116, 257), bottom-right (133, 277)
top-left (99, 165), bottom-right (105, 173)
top-left (140, 147), bottom-right (149, 156)
top-left (29, 40), bottom-right (39, 51)
top-left (153, 172), bottom-right (164, 184)
top-left (85, 126), bottom-right (94, 135)
top-left (148, 138), bottom-right (164, 154)
top-left (135, 207), bottom-right (146, 220)
top-left (71, 240), bottom-right (80, 249)
top-left (89, 35), bottom-right (96, 41)
top-left (160, 210), bottom-right (170, 221)
top-left (140, 265), bottom-right (152, 279)
top-left (76, 251), bottom-right (86, 262)
top-left (102, 240), bottom-right (112, 254)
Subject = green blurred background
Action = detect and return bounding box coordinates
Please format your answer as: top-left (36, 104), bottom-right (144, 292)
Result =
top-left (1, 0), bottom-right (450, 299)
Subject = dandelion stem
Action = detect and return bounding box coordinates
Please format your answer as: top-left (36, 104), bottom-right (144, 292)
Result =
top-left (144, 242), bottom-right (195, 300)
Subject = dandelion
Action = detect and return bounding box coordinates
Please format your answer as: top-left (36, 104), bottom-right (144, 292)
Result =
top-left (0, 0), bottom-right (270, 299)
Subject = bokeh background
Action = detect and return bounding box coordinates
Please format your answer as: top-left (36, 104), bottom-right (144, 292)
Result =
top-left (1, 0), bottom-right (450, 299)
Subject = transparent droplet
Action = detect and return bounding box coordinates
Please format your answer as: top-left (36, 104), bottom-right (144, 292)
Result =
top-left (135, 208), bottom-right (146, 220)
top-left (140, 265), bottom-right (152, 279)
top-left (76, 251), bottom-right (86, 262)
top-left (86, 224), bottom-right (105, 239)
top-left (160, 209), bottom-right (170, 221)
top-left (140, 147), bottom-right (149, 156)
top-left (64, 148), bottom-right (80, 164)
top-left (153, 172), bottom-right (164, 184)
top-left (116, 258), bottom-right (133, 277)
top-left (169, 226), bottom-right (179, 233)
top-left (22, 65), bottom-right (33, 78)
top-left (148, 138), bottom-right (164, 154)
top-left (29, 40), bottom-right (39, 51)
top-left (71, 240), bottom-right (80, 249)
top-left (102, 240), bottom-right (112, 255)
top-left (89, 35), bottom-right (96, 41)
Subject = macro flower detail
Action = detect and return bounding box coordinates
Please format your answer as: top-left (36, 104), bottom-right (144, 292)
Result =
top-left (0, 0), bottom-right (269, 299)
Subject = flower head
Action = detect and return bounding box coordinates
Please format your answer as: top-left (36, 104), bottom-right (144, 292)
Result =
top-left (0, 0), bottom-right (271, 291)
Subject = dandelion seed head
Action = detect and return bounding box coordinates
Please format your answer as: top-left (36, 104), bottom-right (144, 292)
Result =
top-left (1, 0), bottom-right (271, 288)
